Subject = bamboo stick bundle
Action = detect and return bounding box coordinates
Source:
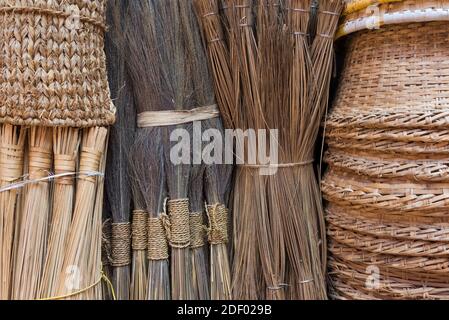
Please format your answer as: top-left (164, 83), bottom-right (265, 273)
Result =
top-left (12, 127), bottom-right (53, 300)
top-left (39, 128), bottom-right (80, 298)
top-left (55, 127), bottom-right (108, 300)
top-left (0, 124), bottom-right (26, 300)
top-left (105, 4), bottom-right (136, 298)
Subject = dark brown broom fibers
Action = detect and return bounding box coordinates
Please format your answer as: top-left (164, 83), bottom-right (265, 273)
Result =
top-left (105, 1), bottom-right (136, 299)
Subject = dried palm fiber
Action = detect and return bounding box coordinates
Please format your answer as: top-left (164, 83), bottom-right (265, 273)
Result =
top-left (0, 124), bottom-right (25, 300)
top-left (104, 2), bottom-right (136, 300)
top-left (322, 3), bottom-right (449, 299)
top-left (12, 127), bottom-right (52, 300)
top-left (39, 128), bottom-right (80, 298)
top-left (54, 127), bottom-right (108, 300)
top-left (117, 0), bottom-right (172, 301)
top-left (0, 0), bottom-right (115, 127)
top-left (336, 0), bottom-right (449, 38)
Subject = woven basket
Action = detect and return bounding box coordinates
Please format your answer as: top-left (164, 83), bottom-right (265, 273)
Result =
top-left (338, 0), bottom-right (449, 38)
top-left (0, 0), bottom-right (115, 127)
top-left (323, 19), bottom-right (449, 300)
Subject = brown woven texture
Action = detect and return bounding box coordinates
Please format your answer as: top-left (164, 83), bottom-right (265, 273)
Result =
top-left (328, 21), bottom-right (449, 130)
top-left (0, 0), bottom-right (115, 127)
top-left (323, 21), bottom-right (449, 300)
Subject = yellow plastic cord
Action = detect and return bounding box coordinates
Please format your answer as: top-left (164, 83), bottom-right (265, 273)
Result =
top-left (37, 270), bottom-right (116, 301)
top-left (343, 0), bottom-right (402, 16)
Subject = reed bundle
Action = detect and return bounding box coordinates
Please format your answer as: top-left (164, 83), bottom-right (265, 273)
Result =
top-left (39, 128), bottom-right (80, 298)
top-left (56, 127), bottom-right (108, 300)
top-left (195, 0), bottom-right (342, 300)
top-left (12, 127), bottom-right (52, 300)
top-left (0, 124), bottom-right (25, 300)
top-left (105, 2), bottom-right (137, 299)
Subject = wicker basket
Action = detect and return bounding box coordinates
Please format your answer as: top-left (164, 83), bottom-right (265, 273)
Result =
top-left (323, 19), bottom-right (449, 300)
top-left (0, 0), bottom-right (115, 127)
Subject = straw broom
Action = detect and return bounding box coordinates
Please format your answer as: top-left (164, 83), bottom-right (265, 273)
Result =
top-left (129, 128), bottom-right (171, 300)
top-left (87, 138), bottom-right (109, 300)
top-left (188, 174), bottom-right (210, 300)
top-left (0, 124), bottom-right (26, 300)
top-left (120, 0), bottom-right (173, 301)
top-left (156, 0), bottom-right (195, 300)
top-left (56, 127), bottom-right (108, 300)
top-left (39, 128), bottom-right (80, 298)
top-left (12, 127), bottom-right (52, 300)
top-left (129, 165), bottom-right (148, 300)
top-left (105, 6), bottom-right (136, 298)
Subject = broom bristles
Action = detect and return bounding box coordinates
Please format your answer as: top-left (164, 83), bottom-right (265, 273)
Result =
top-left (0, 124), bottom-right (25, 300)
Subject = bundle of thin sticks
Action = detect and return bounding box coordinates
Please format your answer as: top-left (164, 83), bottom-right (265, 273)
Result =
top-left (195, 0), bottom-right (343, 299)
top-left (105, 1), bottom-right (137, 299)
top-left (0, 125), bottom-right (25, 300)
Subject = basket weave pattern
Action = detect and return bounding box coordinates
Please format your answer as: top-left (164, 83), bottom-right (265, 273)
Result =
top-left (0, 0), bottom-right (114, 127)
top-left (323, 21), bottom-right (449, 300)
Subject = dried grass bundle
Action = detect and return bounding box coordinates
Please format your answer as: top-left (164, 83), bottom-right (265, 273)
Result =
top-left (12, 127), bottom-right (52, 300)
top-left (56, 127), bottom-right (108, 300)
top-left (196, 0), bottom-right (342, 300)
top-left (39, 128), bottom-right (80, 298)
top-left (0, 124), bottom-right (25, 300)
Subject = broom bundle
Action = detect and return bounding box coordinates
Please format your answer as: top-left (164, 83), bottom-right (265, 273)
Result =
top-left (0, 124), bottom-right (25, 300)
top-left (0, 0), bottom-right (114, 300)
top-left (39, 128), bottom-right (80, 298)
top-left (195, 0), bottom-right (342, 299)
top-left (104, 1), bottom-right (137, 299)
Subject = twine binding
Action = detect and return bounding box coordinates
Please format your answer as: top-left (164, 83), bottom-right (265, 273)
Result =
top-left (132, 210), bottom-right (148, 251)
top-left (190, 212), bottom-right (206, 249)
top-left (148, 216), bottom-right (169, 261)
top-left (137, 104), bottom-right (219, 128)
top-left (161, 199), bottom-right (191, 249)
top-left (111, 223), bottom-right (131, 267)
top-left (206, 203), bottom-right (229, 245)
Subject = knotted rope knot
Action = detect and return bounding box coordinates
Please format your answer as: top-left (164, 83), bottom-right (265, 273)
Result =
top-left (111, 222), bottom-right (131, 267)
top-left (162, 199), bottom-right (191, 249)
top-left (190, 212), bottom-right (207, 249)
top-left (132, 210), bottom-right (148, 251)
top-left (148, 215), bottom-right (169, 261)
top-left (206, 203), bottom-right (229, 245)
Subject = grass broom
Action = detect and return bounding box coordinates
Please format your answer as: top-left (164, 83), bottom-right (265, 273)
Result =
top-left (56, 127), bottom-right (108, 299)
top-left (0, 124), bottom-right (26, 300)
top-left (12, 127), bottom-right (52, 300)
top-left (105, 5), bottom-right (136, 298)
top-left (39, 128), bottom-right (80, 298)
top-left (120, 0), bottom-right (173, 301)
